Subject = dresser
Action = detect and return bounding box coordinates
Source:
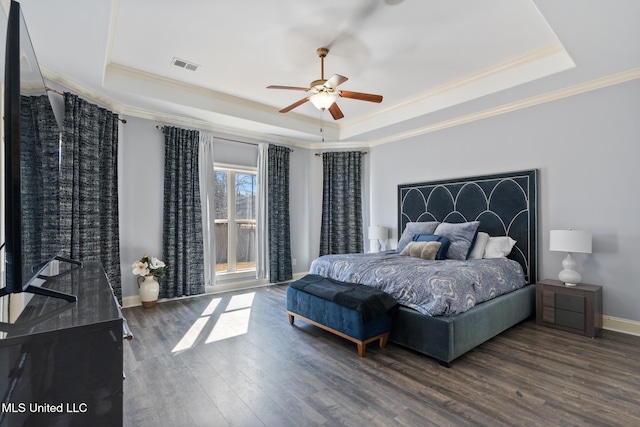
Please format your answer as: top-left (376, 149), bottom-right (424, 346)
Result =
top-left (536, 279), bottom-right (602, 338)
top-left (0, 261), bottom-right (125, 426)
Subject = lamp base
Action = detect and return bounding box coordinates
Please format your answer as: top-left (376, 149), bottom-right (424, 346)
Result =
top-left (558, 253), bottom-right (582, 286)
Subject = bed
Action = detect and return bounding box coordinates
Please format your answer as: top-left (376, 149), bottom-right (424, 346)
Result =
top-left (309, 169), bottom-right (538, 366)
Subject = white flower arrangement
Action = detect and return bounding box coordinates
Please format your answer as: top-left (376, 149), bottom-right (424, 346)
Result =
top-left (132, 254), bottom-right (167, 278)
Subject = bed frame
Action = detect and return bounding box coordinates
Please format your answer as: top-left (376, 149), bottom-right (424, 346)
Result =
top-left (390, 169), bottom-right (538, 366)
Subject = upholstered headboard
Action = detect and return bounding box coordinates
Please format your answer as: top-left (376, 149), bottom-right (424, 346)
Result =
top-left (398, 169), bottom-right (538, 284)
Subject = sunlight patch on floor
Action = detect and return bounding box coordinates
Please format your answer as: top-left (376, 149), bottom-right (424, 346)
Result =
top-left (171, 316), bottom-right (210, 353)
top-left (201, 297), bottom-right (222, 316)
top-left (171, 293), bottom-right (255, 353)
top-left (206, 293), bottom-right (254, 343)
top-left (206, 308), bottom-right (252, 343)
top-left (226, 292), bottom-right (255, 311)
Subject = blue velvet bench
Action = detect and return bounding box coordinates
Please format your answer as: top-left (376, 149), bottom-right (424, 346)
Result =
top-left (286, 274), bottom-right (397, 357)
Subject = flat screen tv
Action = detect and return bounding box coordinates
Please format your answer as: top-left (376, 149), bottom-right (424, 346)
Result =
top-left (1, 1), bottom-right (78, 303)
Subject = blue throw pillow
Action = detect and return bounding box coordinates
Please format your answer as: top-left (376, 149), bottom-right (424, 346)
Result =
top-left (412, 234), bottom-right (450, 260)
top-left (434, 221), bottom-right (481, 260)
top-left (396, 221), bottom-right (440, 253)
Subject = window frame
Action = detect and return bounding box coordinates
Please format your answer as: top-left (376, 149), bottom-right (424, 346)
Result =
top-left (213, 162), bottom-right (257, 279)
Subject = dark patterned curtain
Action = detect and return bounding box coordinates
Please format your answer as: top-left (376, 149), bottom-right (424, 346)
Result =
top-left (20, 95), bottom-right (61, 273)
top-left (320, 151), bottom-right (364, 256)
top-left (162, 126), bottom-right (205, 298)
top-left (60, 93), bottom-right (122, 300)
top-left (268, 144), bottom-right (292, 283)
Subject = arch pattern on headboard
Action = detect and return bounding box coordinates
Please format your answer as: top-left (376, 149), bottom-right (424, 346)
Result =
top-left (398, 169), bottom-right (538, 284)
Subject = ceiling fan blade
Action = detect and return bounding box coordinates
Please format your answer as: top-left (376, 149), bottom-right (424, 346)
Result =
top-left (328, 102), bottom-right (344, 120)
top-left (279, 97), bottom-right (309, 113)
top-left (339, 90), bottom-right (383, 103)
top-left (324, 74), bottom-right (348, 89)
top-left (267, 85), bottom-right (309, 91)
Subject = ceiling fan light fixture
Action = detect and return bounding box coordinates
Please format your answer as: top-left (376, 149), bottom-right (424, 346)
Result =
top-left (267, 47), bottom-right (381, 119)
top-left (309, 91), bottom-right (337, 110)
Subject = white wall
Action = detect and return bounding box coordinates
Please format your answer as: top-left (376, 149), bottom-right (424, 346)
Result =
top-left (368, 79), bottom-right (640, 321)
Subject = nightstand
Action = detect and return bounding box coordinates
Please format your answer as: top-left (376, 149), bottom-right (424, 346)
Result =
top-left (536, 279), bottom-right (602, 337)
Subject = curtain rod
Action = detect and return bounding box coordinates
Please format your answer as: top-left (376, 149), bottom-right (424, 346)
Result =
top-left (46, 87), bottom-right (64, 96)
top-left (46, 87), bottom-right (127, 123)
top-left (155, 125), bottom-right (293, 151)
top-left (315, 151), bottom-right (367, 156)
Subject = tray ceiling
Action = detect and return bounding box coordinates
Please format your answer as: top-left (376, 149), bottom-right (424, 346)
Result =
top-left (7, 1), bottom-right (640, 145)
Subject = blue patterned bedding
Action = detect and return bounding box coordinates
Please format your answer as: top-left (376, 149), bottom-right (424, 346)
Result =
top-left (309, 251), bottom-right (526, 317)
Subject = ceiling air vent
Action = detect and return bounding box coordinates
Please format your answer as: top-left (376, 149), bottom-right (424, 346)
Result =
top-left (171, 57), bottom-right (199, 71)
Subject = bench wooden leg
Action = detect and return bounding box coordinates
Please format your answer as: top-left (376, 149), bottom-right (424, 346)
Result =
top-left (379, 332), bottom-right (389, 348)
top-left (287, 310), bottom-right (390, 358)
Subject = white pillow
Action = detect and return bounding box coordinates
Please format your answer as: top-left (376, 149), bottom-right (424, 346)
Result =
top-left (468, 232), bottom-right (490, 259)
top-left (483, 236), bottom-right (517, 258)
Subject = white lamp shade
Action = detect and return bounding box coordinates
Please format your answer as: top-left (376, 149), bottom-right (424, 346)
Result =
top-left (368, 226), bottom-right (388, 241)
top-left (549, 229), bottom-right (592, 254)
top-left (309, 91), bottom-right (337, 110)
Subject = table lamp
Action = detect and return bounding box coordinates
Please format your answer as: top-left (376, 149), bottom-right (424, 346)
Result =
top-left (549, 229), bottom-right (592, 286)
top-left (368, 226), bottom-right (388, 253)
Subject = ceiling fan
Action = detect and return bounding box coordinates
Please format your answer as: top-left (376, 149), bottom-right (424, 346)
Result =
top-left (267, 47), bottom-right (383, 120)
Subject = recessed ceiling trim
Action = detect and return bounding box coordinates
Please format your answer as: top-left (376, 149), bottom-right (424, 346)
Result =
top-left (339, 42), bottom-right (575, 140)
top-left (120, 105), bottom-right (313, 147)
top-left (104, 62), bottom-right (339, 139)
top-left (104, 0), bottom-right (122, 71)
top-left (105, 41), bottom-right (575, 143)
top-left (41, 65), bottom-right (125, 114)
top-left (368, 67), bottom-right (640, 147)
top-left (41, 65), bottom-right (640, 151)
top-left (41, 65), bottom-right (327, 147)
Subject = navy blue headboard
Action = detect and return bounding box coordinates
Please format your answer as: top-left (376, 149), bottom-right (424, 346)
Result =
top-left (398, 169), bottom-right (538, 284)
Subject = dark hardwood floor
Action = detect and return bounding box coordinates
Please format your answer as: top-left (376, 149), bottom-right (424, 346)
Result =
top-left (122, 284), bottom-right (640, 426)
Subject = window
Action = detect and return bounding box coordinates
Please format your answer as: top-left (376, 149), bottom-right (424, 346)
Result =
top-left (214, 165), bottom-right (257, 274)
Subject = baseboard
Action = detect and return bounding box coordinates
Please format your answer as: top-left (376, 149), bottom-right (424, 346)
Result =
top-left (122, 295), bottom-right (142, 309)
top-left (121, 271), bottom-right (308, 309)
top-left (124, 276), bottom-right (639, 336)
top-left (603, 316), bottom-right (640, 337)
top-left (291, 272), bottom-right (307, 281)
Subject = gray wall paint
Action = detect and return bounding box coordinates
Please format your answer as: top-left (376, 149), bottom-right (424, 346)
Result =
top-left (368, 79), bottom-right (640, 321)
top-left (116, 80), bottom-right (638, 321)
top-left (118, 117), bottom-right (164, 299)
top-left (117, 120), bottom-right (316, 299)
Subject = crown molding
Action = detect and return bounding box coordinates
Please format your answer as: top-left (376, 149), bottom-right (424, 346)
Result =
top-left (42, 65), bottom-right (640, 152)
top-left (104, 62), bottom-right (336, 135)
top-left (368, 67), bottom-right (640, 147)
top-left (120, 104), bottom-right (309, 147)
top-left (42, 66), bottom-right (320, 148)
top-left (339, 42), bottom-right (575, 140)
top-left (53, 41), bottom-right (575, 145)
top-left (106, 62), bottom-right (269, 110)
top-left (42, 66), bottom-right (129, 114)
top-left (347, 43), bottom-right (569, 126)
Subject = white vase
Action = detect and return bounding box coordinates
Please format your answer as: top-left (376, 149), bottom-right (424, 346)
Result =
top-left (139, 275), bottom-right (159, 308)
